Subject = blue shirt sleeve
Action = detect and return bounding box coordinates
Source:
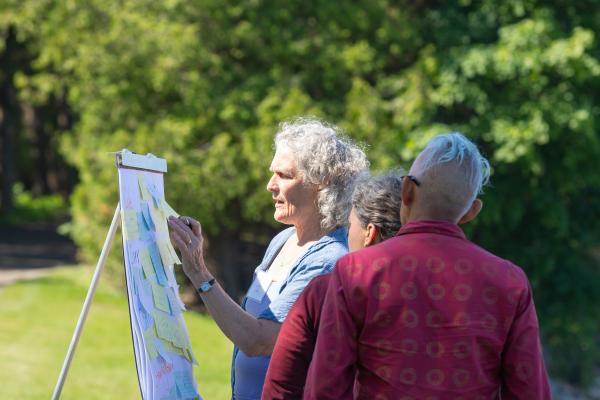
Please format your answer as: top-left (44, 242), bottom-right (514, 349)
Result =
top-left (258, 262), bottom-right (334, 323)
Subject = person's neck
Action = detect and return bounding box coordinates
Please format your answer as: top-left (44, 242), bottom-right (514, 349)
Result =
top-left (405, 208), bottom-right (458, 225)
top-left (294, 217), bottom-right (326, 246)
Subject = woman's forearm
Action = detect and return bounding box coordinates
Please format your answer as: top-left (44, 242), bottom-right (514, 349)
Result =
top-left (197, 280), bottom-right (281, 356)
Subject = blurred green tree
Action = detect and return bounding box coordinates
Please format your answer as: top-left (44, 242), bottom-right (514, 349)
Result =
top-left (1, 0), bottom-right (599, 385)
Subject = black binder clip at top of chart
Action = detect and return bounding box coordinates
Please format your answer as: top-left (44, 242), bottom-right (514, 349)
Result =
top-left (116, 149), bottom-right (167, 173)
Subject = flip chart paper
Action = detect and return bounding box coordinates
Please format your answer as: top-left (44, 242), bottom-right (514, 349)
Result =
top-left (119, 159), bottom-right (201, 400)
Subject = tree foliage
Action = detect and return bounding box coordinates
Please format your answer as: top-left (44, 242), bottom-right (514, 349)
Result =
top-left (1, 0), bottom-right (599, 384)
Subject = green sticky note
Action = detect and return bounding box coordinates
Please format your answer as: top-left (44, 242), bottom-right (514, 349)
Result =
top-left (154, 311), bottom-right (176, 342)
top-left (137, 174), bottom-right (152, 201)
top-left (143, 328), bottom-right (158, 359)
top-left (122, 209), bottom-right (140, 241)
top-left (140, 248), bottom-right (155, 279)
top-left (151, 282), bottom-right (170, 313)
top-left (161, 198), bottom-right (179, 218)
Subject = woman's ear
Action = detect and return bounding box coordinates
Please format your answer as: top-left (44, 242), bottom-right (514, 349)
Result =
top-left (364, 223), bottom-right (380, 247)
top-left (458, 199), bottom-right (483, 225)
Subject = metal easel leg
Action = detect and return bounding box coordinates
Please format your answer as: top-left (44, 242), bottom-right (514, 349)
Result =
top-left (51, 203), bottom-right (122, 400)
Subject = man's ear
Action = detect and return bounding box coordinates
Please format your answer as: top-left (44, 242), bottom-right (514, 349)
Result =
top-left (401, 176), bottom-right (415, 206)
top-left (364, 223), bottom-right (380, 247)
top-left (458, 198), bottom-right (483, 225)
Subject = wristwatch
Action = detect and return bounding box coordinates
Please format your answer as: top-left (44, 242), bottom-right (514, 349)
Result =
top-left (197, 278), bottom-right (216, 293)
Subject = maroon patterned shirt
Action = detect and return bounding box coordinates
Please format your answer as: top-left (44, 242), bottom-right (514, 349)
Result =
top-left (262, 274), bottom-right (330, 399)
top-left (304, 220), bottom-right (551, 400)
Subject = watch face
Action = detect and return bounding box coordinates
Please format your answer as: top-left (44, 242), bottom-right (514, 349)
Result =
top-left (199, 281), bottom-right (212, 292)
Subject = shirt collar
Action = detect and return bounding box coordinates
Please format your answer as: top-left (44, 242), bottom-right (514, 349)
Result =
top-left (396, 220), bottom-right (466, 240)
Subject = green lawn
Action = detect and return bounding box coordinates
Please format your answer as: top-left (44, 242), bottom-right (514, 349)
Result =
top-left (0, 266), bottom-right (232, 399)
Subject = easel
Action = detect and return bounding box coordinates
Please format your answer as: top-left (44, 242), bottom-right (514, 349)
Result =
top-left (51, 150), bottom-right (167, 399)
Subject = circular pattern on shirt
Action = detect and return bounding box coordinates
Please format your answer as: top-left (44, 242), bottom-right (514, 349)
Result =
top-left (454, 258), bottom-right (473, 274)
top-left (426, 310), bottom-right (445, 328)
top-left (452, 340), bottom-right (471, 359)
top-left (453, 284), bottom-right (472, 301)
top-left (452, 369), bottom-right (470, 387)
top-left (426, 369), bottom-right (445, 386)
top-left (481, 313), bottom-right (498, 330)
top-left (372, 257), bottom-right (391, 272)
top-left (426, 341), bottom-right (445, 358)
top-left (348, 262), bottom-right (364, 277)
top-left (427, 257), bottom-right (445, 273)
top-left (372, 310), bottom-right (393, 328)
top-left (453, 311), bottom-right (470, 329)
top-left (400, 281), bottom-right (418, 300)
top-left (399, 368), bottom-right (417, 385)
top-left (373, 282), bottom-right (391, 300)
top-left (376, 339), bottom-right (393, 356)
top-left (376, 365), bottom-right (392, 380)
top-left (400, 338), bottom-right (419, 356)
top-left (427, 283), bottom-right (446, 300)
top-left (400, 255), bottom-right (418, 272)
top-left (482, 287), bottom-right (499, 304)
top-left (401, 309), bottom-right (419, 328)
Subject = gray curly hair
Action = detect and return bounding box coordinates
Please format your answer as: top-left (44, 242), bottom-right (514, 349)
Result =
top-left (351, 170), bottom-right (404, 241)
top-left (274, 117), bottom-right (369, 232)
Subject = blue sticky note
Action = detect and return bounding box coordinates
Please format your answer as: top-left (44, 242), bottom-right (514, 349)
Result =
top-left (149, 244), bottom-right (168, 286)
top-left (141, 202), bottom-right (155, 231)
top-left (175, 371), bottom-right (198, 399)
top-left (138, 212), bottom-right (153, 242)
top-left (136, 297), bottom-right (153, 331)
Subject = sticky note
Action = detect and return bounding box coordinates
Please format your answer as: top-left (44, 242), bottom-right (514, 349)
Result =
top-left (152, 206), bottom-right (169, 234)
top-left (139, 248), bottom-right (155, 279)
top-left (136, 297), bottom-right (153, 331)
top-left (154, 311), bottom-right (176, 342)
top-left (122, 209), bottom-right (140, 241)
top-left (175, 371), bottom-right (198, 399)
top-left (151, 282), bottom-right (170, 313)
top-left (144, 328), bottom-right (159, 359)
top-left (168, 242), bottom-right (181, 265)
top-left (138, 212), bottom-right (153, 242)
top-left (141, 202), bottom-right (156, 231)
top-left (166, 287), bottom-right (184, 315)
top-left (150, 244), bottom-right (168, 286)
top-left (161, 199), bottom-right (180, 218)
top-left (127, 243), bottom-right (142, 269)
top-left (138, 174), bottom-right (152, 201)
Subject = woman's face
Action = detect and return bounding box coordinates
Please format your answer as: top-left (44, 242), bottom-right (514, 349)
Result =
top-left (267, 150), bottom-right (319, 227)
top-left (347, 207), bottom-right (368, 252)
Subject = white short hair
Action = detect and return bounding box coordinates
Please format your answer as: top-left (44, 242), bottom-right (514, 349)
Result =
top-left (417, 132), bottom-right (490, 201)
top-left (275, 117), bottom-right (369, 232)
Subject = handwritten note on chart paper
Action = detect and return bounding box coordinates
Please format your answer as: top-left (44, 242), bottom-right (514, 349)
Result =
top-left (118, 158), bottom-right (201, 400)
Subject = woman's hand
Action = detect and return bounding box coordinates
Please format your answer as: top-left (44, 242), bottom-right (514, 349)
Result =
top-left (167, 216), bottom-right (213, 287)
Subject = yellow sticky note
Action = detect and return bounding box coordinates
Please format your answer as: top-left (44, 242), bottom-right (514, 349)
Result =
top-left (143, 328), bottom-right (158, 359)
top-left (168, 242), bottom-right (181, 265)
top-left (137, 174), bottom-right (152, 201)
top-left (140, 248), bottom-right (155, 278)
top-left (154, 311), bottom-right (177, 342)
top-left (157, 240), bottom-right (174, 267)
top-left (121, 209), bottom-right (140, 241)
top-left (161, 199), bottom-right (179, 218)
top-left (151, 206), bottom-right (169, 234)
top-left (151, 282), bottom-right (170, 313)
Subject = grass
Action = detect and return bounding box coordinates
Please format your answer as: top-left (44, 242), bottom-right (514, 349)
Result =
top-left (0, 266), bottom-right (232, 399)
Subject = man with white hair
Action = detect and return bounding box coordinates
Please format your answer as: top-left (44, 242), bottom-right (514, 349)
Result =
top-left (304, 133), bottom-right (551, 399)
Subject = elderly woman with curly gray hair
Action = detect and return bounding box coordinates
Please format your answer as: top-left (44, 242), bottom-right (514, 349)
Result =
top-left (168, 118), bottom-right (369, 400)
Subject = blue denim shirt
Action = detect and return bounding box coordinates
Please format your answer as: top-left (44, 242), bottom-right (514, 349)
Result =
top-left (231, 226), bottom-right (348, 400)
